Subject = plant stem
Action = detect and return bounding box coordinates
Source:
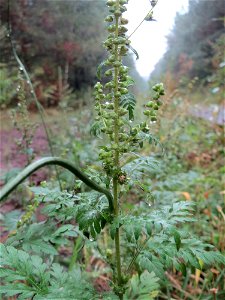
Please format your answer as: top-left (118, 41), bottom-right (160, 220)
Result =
top-left (113, 178), bottom-right (122, 282)
top-left (113, 3), bottom-right (123, 298)
top-left (69, 236), bottom-right (83, 271)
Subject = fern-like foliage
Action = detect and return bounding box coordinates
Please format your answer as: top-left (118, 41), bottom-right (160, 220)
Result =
top-left (0, 244), bottom-right (49, 299)
top-left (32, 187), bottom-right (79, 221)
top-left (90, 119), bottom-right (105, 137)
top-left (6, 221), bottom-right (77, 255)
top-left (137, 131), bottom-right (164, 151)
top-left (110, 201), bottom-right (224, 281)
top-left (110, 201), bottom-right (195, 241)
top-left (31, 186), bottom-right (111, 239)
top-left (124, 271), bottom-right (159, 300)
top-left (122, 155), bottom-right (160, 181)
top-left (75, 191), bottom-right (112, 239)
top-left (138, 234), bottom-right (225, 280)
top-left (0, 244), bottom-right (104, 300)
top-left (155, 171), bottom-right (200, 191)
top-left (120, 93), bottom-right (136, 120)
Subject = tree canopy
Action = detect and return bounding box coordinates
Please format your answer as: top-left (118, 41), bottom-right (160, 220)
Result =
top-left (0, 0), bottom-right (107, 96)
top-left (150, 0), bottom-right (224, 86)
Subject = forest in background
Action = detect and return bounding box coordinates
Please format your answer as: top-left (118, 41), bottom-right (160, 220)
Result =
top-left (0, 0), bottom-right (143, 109)
top-left (0, 0), bottom-right (107, 107)
top-left (150, 0), bottom-right (224, 105)
top-left (1, 0), bottom-right (224, 108)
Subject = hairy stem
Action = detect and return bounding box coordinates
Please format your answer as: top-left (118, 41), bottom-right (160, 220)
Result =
top-left (113, 2), bottom-right (123, 298)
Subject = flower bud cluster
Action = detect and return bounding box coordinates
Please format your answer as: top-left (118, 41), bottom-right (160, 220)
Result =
top-left (94, 0), bottom-right (162, 183)
top-left (17, 200), bottom-right (39, 228)
top-left (93, 0), bottom-right (131, 180)
top-left (143, 83), bottom-right (165, 122)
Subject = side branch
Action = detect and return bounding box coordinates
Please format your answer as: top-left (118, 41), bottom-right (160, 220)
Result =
top-left (0, 157), bottom-right (114, 211)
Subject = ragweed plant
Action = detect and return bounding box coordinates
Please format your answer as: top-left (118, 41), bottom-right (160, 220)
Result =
top-left (92, 0), bottom-right (165, 297)
top-left (10, 74), bottom-right (37, 165)
top-left (0, 1), bottom-right (224, 300)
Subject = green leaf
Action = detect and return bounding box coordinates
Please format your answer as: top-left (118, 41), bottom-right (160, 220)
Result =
top-left (123, 155), bottom-right (160, 180)
top-left (97, 60), bottom-right (106, 80)
top-left (120, 93), bottom-right (136, 120)
top-left (146, 222), bottom-right (152, 236)
top-left (139, 255), bottom-right (165, 280)
top-left (134, 224), bottom-right (141, 241)
top-left (0, 284), bottom-right (35, 298)
top-left (0, 209), bottom-right (22, 231)
top-left (128, 44), bottom-right (139, 60)
top-left (53, 224), bottom-right (75, 236)
top-left (125, 271), bottom-right (159, 299)
top-left (0, 244), bottom-right (49, 298)
top-left (94, 219), bottom-right (101, 234)
top-left (137, 132), bottom-right (164, 151)
top-left (90, 120), bottom-right (104, 137)
top-left (75, 192), bottom-right (111, 238)
top-left (0, 268), bottom-right (26, 281)
top-left (179, 262), bottom-right (187, 276)
top-left (6, 221), bottom-right (77, 255)
top-left (173, 230), bottom-right (181, 251)
top-left (0, 244), bottom-right (102, 300)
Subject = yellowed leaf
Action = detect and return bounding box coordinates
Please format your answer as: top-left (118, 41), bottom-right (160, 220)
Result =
top-left (195, 268), bottom-right (201, 285)
top-left (195, 259), bottom-right (204, 285)
top-left (180, 192), bottom-right (191, 201)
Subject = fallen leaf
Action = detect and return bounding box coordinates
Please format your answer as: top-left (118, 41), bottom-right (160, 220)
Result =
top-left (180, 192), bottom-right (191, 201)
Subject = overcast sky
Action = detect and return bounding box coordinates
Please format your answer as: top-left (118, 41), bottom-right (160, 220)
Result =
top-left (124, 0), bottom-right (189, 79)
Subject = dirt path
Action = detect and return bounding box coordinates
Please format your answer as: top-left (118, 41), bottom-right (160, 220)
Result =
top-left (190, 103), bottom-right (225, 125)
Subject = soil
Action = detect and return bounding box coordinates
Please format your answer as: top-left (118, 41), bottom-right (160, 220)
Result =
top-left (0, 125), bottom-right (50, 184)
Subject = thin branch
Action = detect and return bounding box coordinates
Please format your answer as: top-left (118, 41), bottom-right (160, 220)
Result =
top-left (127, 0), bottom-right (158, 40)
top-left (0, 157), bottom-right (114, 212)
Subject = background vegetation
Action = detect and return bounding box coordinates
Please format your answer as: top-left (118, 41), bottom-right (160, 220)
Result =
top-left (150, 0), bottom-right (224, 106)
top-left (0, 0), bottom-right (144, 108)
